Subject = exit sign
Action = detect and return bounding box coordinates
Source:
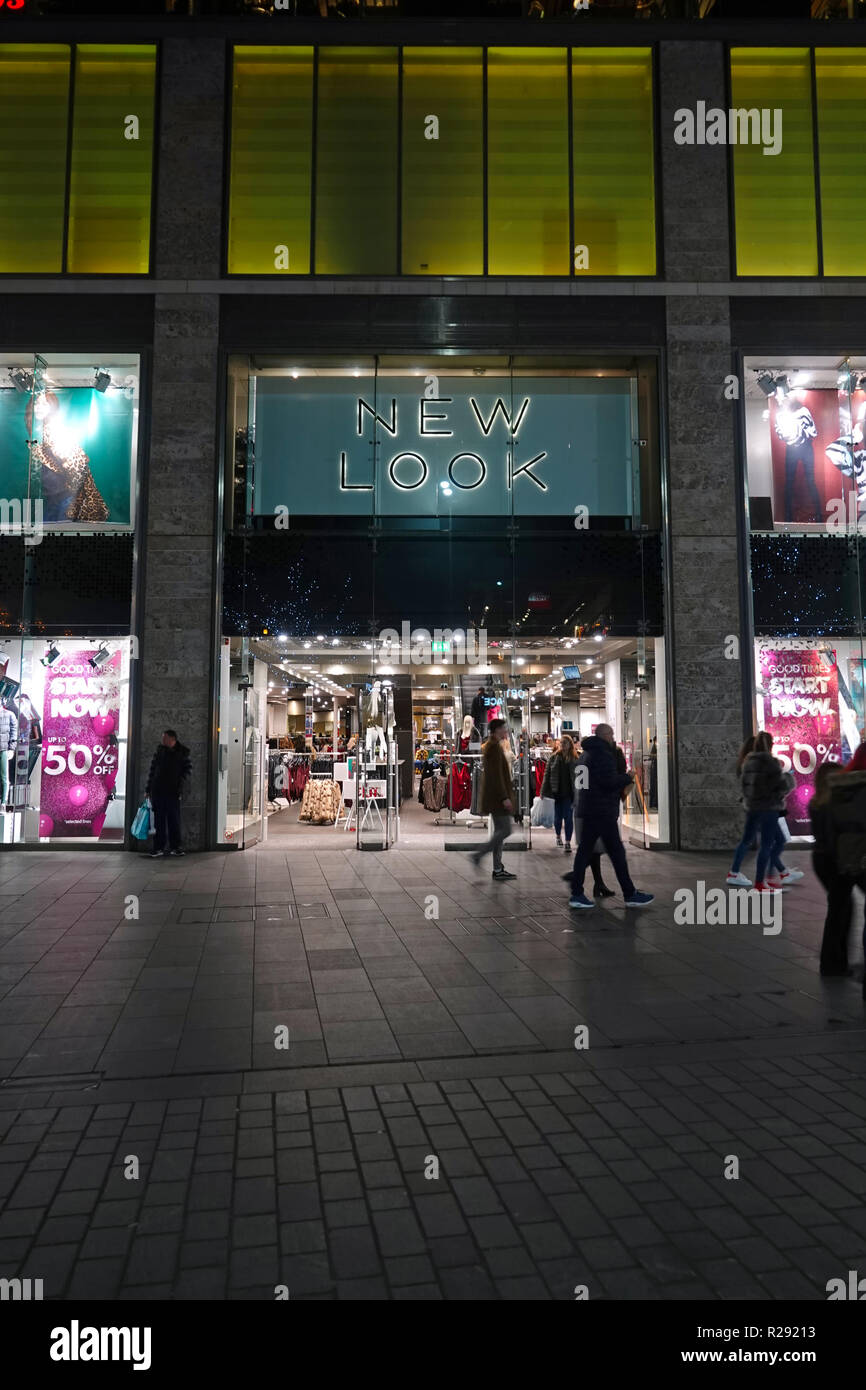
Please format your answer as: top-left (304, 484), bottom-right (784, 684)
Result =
top-left (431, 641), bottom-right (451, 654)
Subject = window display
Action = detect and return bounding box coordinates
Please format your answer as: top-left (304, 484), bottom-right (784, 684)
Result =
top-left (0, 637), bottom-right (130, 845)
top-left (0, 354), bottom-right (139, 531)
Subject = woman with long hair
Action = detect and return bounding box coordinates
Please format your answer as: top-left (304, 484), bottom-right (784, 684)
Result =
top-left (737, 731), bottom-right (800, 892)
top-left (728, 733), bottom-right (803, 888)
top-left (541, 732), bottom-right (576, 851)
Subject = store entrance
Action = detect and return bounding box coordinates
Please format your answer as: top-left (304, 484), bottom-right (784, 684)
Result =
top-left (216, 628), bottom-right (668, 851)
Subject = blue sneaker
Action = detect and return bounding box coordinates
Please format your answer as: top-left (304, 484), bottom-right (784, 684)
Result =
top-left (624, 891), bottom-right (654, 908)
top-left (568, 893), bottom-right (595, 910)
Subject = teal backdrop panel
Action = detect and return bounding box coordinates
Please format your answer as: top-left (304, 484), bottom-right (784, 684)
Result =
top-left (0, 387), bottom-right (134, 527)
top-left (253, 376), bottom-right (634, 520)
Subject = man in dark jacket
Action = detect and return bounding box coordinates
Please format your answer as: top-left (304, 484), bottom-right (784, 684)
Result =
top-left (568, 725), bottom-right (653, 909)
top-left (470, 718), bottom-right (516, 881)
top-left (470, 686), bottom-right (487, 732)
top-left (145, 729), bottom-right (191, 858)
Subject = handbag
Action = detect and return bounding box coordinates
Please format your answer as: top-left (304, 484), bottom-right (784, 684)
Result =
top-left (131, 800), bottom-right (152, 841)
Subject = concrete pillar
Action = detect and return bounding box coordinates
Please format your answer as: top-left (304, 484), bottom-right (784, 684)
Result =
top-left (136, 40), bottom-right (225, 849)
top-left (660, 43), bottom-right (745, 849)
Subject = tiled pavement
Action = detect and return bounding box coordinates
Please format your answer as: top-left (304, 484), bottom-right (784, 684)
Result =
top-left (1, 841), bottom-right (865, 1299)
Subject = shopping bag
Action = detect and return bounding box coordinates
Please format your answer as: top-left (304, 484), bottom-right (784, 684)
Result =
top-left (131, 800), bottom-right (152, 841)
top-left (530, 796), bottom-right (555, 829)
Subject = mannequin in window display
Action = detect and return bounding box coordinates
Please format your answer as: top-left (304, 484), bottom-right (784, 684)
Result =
top-left (15, 694), bottom-right (42, 787)
top-left (775, 392), bottom-right (820, 523)
top-left (459, 714), bottom-right (481, 752)
top-left (0, 696), bottom-right (16, 811)
top-left (361, 680), bottom-right (389, 762)
top-left (26, 391), bottom-right (110, 525)
top-left (826, 421), bottom-right (866, 525)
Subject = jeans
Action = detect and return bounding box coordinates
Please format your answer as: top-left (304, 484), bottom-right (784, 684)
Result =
top-left (784, 440), bottom-right (821, 522)
top-left (554, 798), bottom-right (573, 843)
top-left (476, 813), bottom-right (512, 872)
top-left (755, 809), bottom-right (782, 884)
top-left (151, 793), bottom-right (182, 853)
top-left (571, 814), bottom-right (635, 899)
top-left (732, 811), bottom-right (786, 875)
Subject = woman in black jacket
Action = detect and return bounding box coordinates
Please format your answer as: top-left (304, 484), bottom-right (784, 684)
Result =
top-left (541, 734), bottom-right (576, 851)
top-left (740, 731), bottom-right (789, 892)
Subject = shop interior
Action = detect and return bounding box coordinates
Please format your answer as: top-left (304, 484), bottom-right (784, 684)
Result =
top-left (217, 627), bottom-right (668, 850)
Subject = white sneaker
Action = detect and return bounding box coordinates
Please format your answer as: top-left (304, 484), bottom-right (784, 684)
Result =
top-left (726, 871), bottom-right (752, 887)
top-left (779, 867), bottom-right (804, 883)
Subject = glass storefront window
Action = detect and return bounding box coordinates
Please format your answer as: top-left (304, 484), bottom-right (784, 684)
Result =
top-left (746, 354), bottom-right (866, 837)
top-left (227, 44), bottom-right (657, 280)
top-left (0, 636), bottom-right (132, 846)
top-left (730, 49), bottom-right (818, 277)
top-left (744, 355), bottom-right (866, 535)
top-left (219, 352), bottom-right (668, 850)
top-left (0, 44), bottom-right (155, 275)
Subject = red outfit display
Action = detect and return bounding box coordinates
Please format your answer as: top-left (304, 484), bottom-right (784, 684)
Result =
top-left (447, 761), bottom-right (472, 812)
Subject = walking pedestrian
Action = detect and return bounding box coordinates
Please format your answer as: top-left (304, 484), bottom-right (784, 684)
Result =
top-left (809, 763), bottom-right (854, 976)
top-left (567, 724), bottom-right (653, 910)
top-left (728, 735), bottom-right (803, 888)
top-left (145, 729), bottom-right (191, 858)
top-left (738, 731), bottom-right (799, 893)
top-left (470, 718), bottom-right (516, 881)
top-left (541, 732), bottom-right (576, 851)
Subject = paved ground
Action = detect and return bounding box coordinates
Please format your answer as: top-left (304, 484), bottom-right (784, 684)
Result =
top-left (1, 841), bottom-right (865, 1300)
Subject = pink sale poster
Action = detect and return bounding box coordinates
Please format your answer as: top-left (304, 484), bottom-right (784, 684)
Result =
top-left (39, 648), bottom-right (122, 839)
top-left (759, 648), bottom-right (841, 833)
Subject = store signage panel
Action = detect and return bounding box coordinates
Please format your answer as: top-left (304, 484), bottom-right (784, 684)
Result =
top-left (759, 647), bottom-right (842, 834)
top-left (40, 646), bottom-right (124, 839)
top-left (254, 376), bottom-right (633, 517)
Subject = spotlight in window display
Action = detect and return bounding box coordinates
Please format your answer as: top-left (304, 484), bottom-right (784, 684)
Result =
top-left (88, 645), bottom-right (111, 671)
top-left (41, 643), bottom-right (60, 668)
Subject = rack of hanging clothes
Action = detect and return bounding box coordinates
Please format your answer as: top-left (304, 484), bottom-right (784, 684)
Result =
top-left (431, 749), bottom-right (486, 827)
top-left (267, 749), bottom-right (310, 805)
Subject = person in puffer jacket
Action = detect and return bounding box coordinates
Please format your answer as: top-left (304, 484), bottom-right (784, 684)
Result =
top-left (740, 731), bottom-right (790, 892)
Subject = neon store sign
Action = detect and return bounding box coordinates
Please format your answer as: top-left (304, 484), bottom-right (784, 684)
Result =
top-left (340, 396), bottom-right (548, 494)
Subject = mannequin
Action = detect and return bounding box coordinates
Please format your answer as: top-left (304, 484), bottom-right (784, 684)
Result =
top-left (0, 695), bottom-right (15, 810)
top-left (362, 680), bottom-right (388, 762)
top-left (459, 714), bottom-right (480, 752)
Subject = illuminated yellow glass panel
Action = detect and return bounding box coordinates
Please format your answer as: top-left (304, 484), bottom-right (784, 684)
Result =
top-left (731, 48), bottom-right (817, 276)
top-left (0, 46), bottom-right (69, 273)
top-left (815, 49), bottom-right (866, 277)
top-left (315, 47), bottom-right (398, 274)
top-left (487, 48), bottom-right (569, 276)
top-left (67, 45), bottom-right (156, 274)
top-left (229, 46), bottom-right (313, 275)
top-left (572, 48), bottom-right (655, 276)
top-left (401, 48), bottom-right (483, 275)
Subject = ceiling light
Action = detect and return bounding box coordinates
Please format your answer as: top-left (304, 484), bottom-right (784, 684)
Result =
top-left (278, 634), bottom-right (287, 643)
top-left (304, 641), bottom-right (311, 649)
top-left (594, 634), bottom-right (603, 643)
top-left (316, 635), bottom-right (325, 642)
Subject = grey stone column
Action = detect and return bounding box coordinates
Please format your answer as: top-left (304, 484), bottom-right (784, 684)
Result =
top-left (660, 43), bottom-right (745, 849)
top-left (136, 39), bottom-right (225, 849)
